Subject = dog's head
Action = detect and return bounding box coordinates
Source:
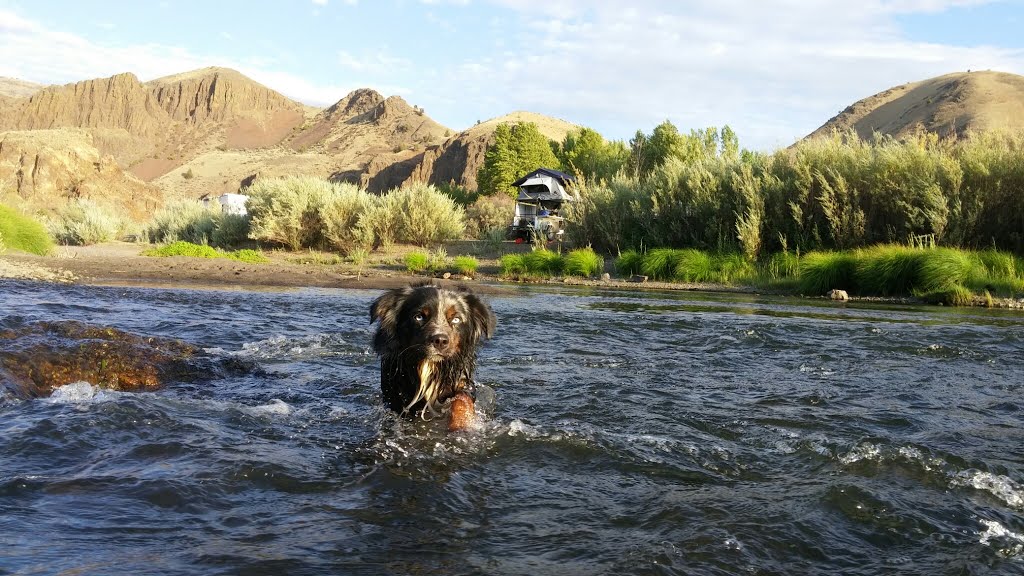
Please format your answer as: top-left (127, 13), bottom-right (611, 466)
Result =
top-left (370, 282), bottom-right (496, 360)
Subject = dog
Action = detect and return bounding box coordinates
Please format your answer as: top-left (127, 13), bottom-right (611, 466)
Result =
top-left (370, 282), bottom-right (496, 426)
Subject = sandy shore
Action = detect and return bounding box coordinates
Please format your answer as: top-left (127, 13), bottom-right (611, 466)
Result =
top-left (3, 243), bottom-right (1022, 308)
top-left (1, 243), bottom-right (468, 291)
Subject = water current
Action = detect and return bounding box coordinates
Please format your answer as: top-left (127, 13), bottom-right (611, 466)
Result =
top-left (1, 280), bottom-right (1022, 575)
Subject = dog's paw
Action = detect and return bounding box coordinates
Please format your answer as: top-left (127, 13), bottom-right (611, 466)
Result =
top-left (447, 391), bottom-right (476, 431)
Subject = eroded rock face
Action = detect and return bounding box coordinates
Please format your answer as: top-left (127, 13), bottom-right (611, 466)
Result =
top-left (0, 320), bottom-right (248, 399)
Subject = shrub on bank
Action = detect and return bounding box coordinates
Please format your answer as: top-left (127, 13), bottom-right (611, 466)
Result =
top-left (404, 251), bottom-right (429, 273)
top-left (48, 199), bottom-right (129, 246)
top-left (143, 241), bottom-right (268, 263)
top-left (453, 255), bottom-right (479, 276)
top-left (563, 247), bottom-right (604, 277)
top-left (499, 253), bottom-right (527, 277)
top-left (0, 204), bottom-right (53, 255)
top-left (615, 250), bottom-right (643, 277)
top-left (523, 249), bottom-right (564, 276)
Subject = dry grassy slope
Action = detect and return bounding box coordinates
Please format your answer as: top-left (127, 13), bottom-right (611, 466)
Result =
top-left (0, 129), bottom-right (161, 220)
top-left (0, 77), bottom-right (46, 98)
top-left (807, 71), bottom-right (1024, 140)
top-left (153, 148), bottom-right (337, 202)
top-left (404, 111), bottom-right (579, 191)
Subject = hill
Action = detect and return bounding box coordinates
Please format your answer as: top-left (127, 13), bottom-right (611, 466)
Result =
top-left (807, 70), bottom-right (1024, 140)
top-left (401, 111), bottom-right (579, 192)
top-left (0, 77), bottom-right (46, 98)
top-left (0, 129), bottom-right (161, 220)
top-left (0, 65), bottom-right (582, 217)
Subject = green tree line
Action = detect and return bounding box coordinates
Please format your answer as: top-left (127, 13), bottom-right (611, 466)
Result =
top-left (476, 119), bottom-right (1024, 255)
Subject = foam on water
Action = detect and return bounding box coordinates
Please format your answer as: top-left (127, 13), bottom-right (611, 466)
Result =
top-left (44, 382), bottom-right (116, 405)
top-left (213, 333), bottom-right (366, 361)
top-left (979, 519), bottom-right (1024, 557)
top-left (243, 399), bottom-right (293, 417)
top-left (953, 470), bottom-right (1024, 510)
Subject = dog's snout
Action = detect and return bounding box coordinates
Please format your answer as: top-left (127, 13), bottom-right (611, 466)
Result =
top-left (429, 333), bottom-right (450, 349)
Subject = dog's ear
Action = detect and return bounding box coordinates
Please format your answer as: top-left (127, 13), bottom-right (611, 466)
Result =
top-left (370, 287), bottom-right (410, 326)
top-left (464, 293), bottom-right (496, 341)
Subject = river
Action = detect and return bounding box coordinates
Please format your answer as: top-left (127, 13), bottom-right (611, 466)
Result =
top-left (1, 280), bottom-right (1022, 575)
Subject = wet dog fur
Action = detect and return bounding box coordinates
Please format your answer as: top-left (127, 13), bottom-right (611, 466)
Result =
top-left (370, 282), bottom-right (496, 419)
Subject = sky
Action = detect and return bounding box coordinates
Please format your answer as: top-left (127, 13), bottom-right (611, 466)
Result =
top-left (1, 0), bottom-right (1023, 150)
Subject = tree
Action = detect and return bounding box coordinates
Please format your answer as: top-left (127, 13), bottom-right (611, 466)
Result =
top-left (555, 127), bottom-right (629, 184)
top-left (478, 122), bottom-right (560, 198)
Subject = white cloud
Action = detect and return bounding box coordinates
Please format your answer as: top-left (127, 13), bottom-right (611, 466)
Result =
top-left (0, 9), bottom-right (349, 105)
top-left (422, 0), bottom-right (1024, 147)
top-left (312, 0), bottom-right (328, 5)
top-left (337, 49), bottom-right (413, 73)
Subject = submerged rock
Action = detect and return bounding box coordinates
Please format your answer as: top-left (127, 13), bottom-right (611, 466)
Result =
top-left (0, 320), bottom-right (251, 399)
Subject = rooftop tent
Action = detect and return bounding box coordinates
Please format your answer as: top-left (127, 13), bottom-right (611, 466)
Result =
top-left (512, 168), bottom-right (578, 202)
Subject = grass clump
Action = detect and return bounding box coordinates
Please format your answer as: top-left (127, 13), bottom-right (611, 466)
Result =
top-left (523, 249), bottom-right (564, 276)
top-left (615, 250), bottom-right (643, 277)
top-left (144, 241), bottom-right (220, 259)
top-left (563, 247), bottom-right (604, 277)
top-left (854, 245), bottom-right (927, 296)
top-left (143, 241), bottom-right (267, 263)
top-left (453, 255), bottom-right (479, 276)
top-left (640, 248), bottom-right (680, 280)
top-left (404, 251), bottom-right (429, 273)
top-left (227, 249), bottom-right (269, 263)
top-left (499, 254), bottom-right (527, 277)
top-left (799, 251), bottom-right (859, 296)
top-left (0, 204), bottom-right (54, 255)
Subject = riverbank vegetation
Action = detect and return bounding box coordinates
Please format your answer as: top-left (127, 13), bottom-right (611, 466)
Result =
top-left (143, 241), bottom-right (268, 263)
top-left (0, 204), bottom-right (53, 255)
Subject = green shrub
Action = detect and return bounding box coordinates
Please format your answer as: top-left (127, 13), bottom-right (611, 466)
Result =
top-left (245, 175), bottom-right (341, 250)
top-left (713, 253), bottom-right (755, 282)
top-left (465, 194), bottom-right (513, 239)
top-left (615, 250), bottom-right (643, 277)
top-left (376, 183), bottom-right (466, 246)
top-left (523, 249), bottom-right (563, 275)
top-left (405, 251), bottom-right (429, 273)
top-left (428, 247), bottom-right (449, 272)
top-left (0, 204), bottom-right (53, 255)
top-left (146, 200), bottom-right (217, 245)
top-left (799, 251), bottom-right (859, 295)
top-left (453, 255), bottom-right (479, 276)
top-left (563, 247), bottom-right (604, 277)
top-left (320, 184), bottom-right (378, 254)
top-left (48, 199), bottom-right (127, 246)
top-left (211, 213), bottom-right (251, 248)
top-left (499, 253), bottom-right (527, 276)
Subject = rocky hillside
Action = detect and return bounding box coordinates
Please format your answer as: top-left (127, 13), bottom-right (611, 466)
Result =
top-left (807, 70), bottom-right (1024, 140)
top-left (0, 129), bottom-right (161, 220)
top-left (0, 68), bottom-right (308, 181)
top-left (0, 66), bottom-right (581, 215)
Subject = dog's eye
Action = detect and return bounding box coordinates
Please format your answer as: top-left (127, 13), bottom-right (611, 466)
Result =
top-left (414, 313), bottom-right (425, 322)
top-left (451, 317), bottom-right (462, 325)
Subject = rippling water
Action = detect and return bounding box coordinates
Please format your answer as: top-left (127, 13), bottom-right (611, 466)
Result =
top-left (2, 280), bottom-right (1023, 575)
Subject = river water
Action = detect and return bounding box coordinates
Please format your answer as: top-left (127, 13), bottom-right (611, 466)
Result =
top-left (1, 280), bottom-right (1023, 575)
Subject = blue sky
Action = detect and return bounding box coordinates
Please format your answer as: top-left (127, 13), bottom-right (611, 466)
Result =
top-left (2, 0), bottom-right (1023, 150)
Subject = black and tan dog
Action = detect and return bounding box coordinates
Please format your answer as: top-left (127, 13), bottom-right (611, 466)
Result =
top-left (370, 282), bottom-right (496, 428)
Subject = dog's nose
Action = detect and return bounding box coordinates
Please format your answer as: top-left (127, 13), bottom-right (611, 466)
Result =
top-left (429, 333), bottom-right (450, 350)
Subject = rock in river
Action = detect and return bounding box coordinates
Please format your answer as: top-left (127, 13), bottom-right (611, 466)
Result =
top-left (0, 320), bottom-right (253, 399)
